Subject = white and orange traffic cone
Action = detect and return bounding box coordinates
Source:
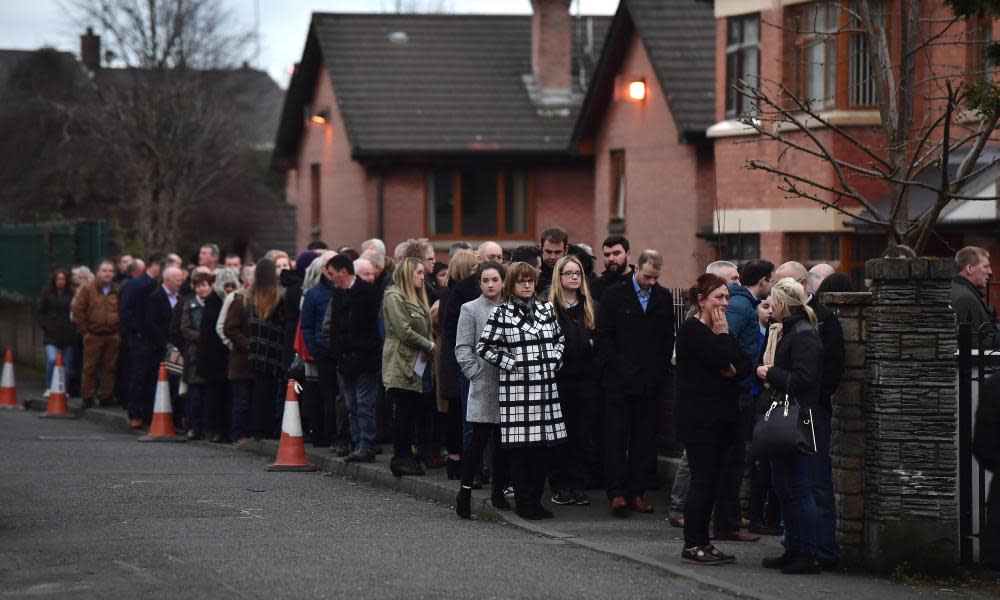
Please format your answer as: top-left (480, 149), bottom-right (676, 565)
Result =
top-left (0, 348), bottom-right (16, 408)
top-left (138, 364), bottom-right (185, 443)
top-left (266, 380), bottom-right (317, 472)
top-left (40, 351), bottom-right (73, 418)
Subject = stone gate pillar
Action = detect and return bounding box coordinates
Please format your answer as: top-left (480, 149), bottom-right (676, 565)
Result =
top-left (863, 257), bottom-right (959, 572)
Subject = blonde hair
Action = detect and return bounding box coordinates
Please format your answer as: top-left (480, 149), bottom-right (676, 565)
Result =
top-left (392, 256), bottom-right (430, 320)
top-left (447, 252), bottom-right (477, 283)
top-left (769, 277), bottom-right (817, 329)
top-left (549, 255), bottom-right (595, 329)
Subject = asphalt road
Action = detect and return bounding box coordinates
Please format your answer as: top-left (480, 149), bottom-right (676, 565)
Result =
top-left (0, 409), bottom-right (736, 600)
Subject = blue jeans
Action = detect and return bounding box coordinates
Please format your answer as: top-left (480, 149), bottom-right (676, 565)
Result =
top-left (809, 407), bottom-right (839, 562)
top-left (230, 380), bottom-right (251, 441)
top-left (338, 370), bottom-right (379, 451)
top-left (458, 374), bottom-right (472, 449)
top-left (186, 384), bottom-right (204, 434)
top-left (44, 344), bottom-right (75, 392)
top-left (771, 452), bottom-right (819, 555)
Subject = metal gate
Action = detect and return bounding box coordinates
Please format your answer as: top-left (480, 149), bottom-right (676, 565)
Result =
top-left (957, 321), bottom-right (999, 565)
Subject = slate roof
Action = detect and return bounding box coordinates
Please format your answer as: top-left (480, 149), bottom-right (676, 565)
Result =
top-left (573, 0), bottom-right (716, 144)
top-left (272, 12), bottom-right (610, 168)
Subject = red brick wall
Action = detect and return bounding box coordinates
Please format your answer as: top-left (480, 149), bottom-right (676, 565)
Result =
top-left (535, 166), bottom-right (595, 248)
top-left (592, 33), bottom-right (712, 287)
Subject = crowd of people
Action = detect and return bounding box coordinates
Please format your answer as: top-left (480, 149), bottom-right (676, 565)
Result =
top-left (43, 227), bottom-right (934, 574)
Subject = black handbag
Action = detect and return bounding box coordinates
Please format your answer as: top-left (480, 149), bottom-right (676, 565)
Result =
top-left (751, 375), bottom-right (817, 458)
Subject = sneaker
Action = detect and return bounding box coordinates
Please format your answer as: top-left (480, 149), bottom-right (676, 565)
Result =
top-left (572, 490), bottom-right (591, 506)
top-left (43, 390), bottom-right (51, 398)
top-left (551, 490), bottom-right (575, 505)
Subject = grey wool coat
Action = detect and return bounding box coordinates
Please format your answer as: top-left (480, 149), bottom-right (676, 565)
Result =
top-left (455, 295), bottom-right (501, 424)
top-left (476, 297), bottom-right (567, 448)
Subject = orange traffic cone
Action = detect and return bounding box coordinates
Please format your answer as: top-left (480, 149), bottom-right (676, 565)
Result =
top-left (138, 364), bottom-right (185, 443)
top-left (266, 380), bottom-right (317, 472)
top-left (0, 348), bottom-right (16, 408)
top-left (40, 351), bottom-right (73, 418)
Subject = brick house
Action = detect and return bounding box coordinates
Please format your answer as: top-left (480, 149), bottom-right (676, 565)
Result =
top-left (272, 5), bottom-right (610, 253)
top-left (707, 1), bottom-right (1000, 283)
top-left (571, 0), bottom-right (716, 285)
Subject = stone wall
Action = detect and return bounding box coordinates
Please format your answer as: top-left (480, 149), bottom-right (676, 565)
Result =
top-left (822, 290), bottom-right (871, 566)
top-left (862, 258), bottom-right (959, 573)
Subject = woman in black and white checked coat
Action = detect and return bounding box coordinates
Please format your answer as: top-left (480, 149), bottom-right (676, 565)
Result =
top-left (477, 261), bottom-right (566, 520)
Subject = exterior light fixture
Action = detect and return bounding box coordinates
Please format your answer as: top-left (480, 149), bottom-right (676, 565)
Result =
top-left (306, 106), bottom-right (330, 125)
top-left (628, 79), bottom-right (646, 102)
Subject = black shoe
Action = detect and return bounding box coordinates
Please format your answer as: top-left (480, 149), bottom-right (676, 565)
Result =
top-left (334, 444), bottom-right (352, 458)
top-left (210, 434), bottom-right (225, 444)
top-left (374, 446), bottom-right (384, 455)
top-left (681, 545), bottom-right (735, 565)
top-left (389, 456), bottom-right (425, 477)
top-left (491, 491), bottom-right (511, 511)
top-left (187, 429), bottom-right (202, 441)
top-left (551, 490), bottom-right (575, 505)
top-left (748, 522), bottom-right (783, 536)
top-left (82, 397), bottom-right (94, 409)
top-left (515, 503), bottom-right (544, 520)
top-left (345, 449), bottom-right (376, 463)
top-left (535, 504), bottom-right (554, 519)
top-left (455, 487), bottom-right (472, 519)
top-left (445, 458), bottom-right (462, 480)
top-left (781, 553), bottom-right (821, 575)
top-left (818, 557), bottom-right (841, 572)
top-left (762, 551), bottom-right (796, 569)
top-left (572, 490), bottom-right (591, 506)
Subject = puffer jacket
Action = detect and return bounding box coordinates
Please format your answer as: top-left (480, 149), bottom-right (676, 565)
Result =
top-left (763, 311), bottom-right (824, 410)
top-left (381, 286), bottom-right (434, 392)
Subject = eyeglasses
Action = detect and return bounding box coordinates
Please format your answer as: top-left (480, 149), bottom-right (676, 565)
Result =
top-left (515, 280), bottom-right (535, 287)
top-left (561, 271), bottom-right (582, 278)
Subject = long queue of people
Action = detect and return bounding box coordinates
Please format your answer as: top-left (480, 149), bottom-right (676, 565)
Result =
top-left (38, 228), bottom-right (853, 574)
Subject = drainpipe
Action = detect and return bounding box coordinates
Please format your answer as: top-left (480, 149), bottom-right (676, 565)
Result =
top-left (377, 165), bottom-right (386, 240)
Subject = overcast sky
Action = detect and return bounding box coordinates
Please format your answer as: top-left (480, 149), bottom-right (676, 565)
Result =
top-left (0, 0), bottom-right (619, 87)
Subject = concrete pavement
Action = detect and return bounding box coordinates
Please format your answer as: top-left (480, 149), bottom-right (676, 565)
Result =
top-left (6, 373), bottom-right (998, 599)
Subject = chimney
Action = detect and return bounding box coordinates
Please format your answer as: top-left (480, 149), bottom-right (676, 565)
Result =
top-left (530, 0), bottom-right (572, 94)
top-left (80, 27), bottom-right (101, 71)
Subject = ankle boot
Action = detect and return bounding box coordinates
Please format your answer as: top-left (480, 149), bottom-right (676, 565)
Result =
top-left (455, 486), bottom-right (472, 519)
top-left (780, 552), bottom-right (820, 575)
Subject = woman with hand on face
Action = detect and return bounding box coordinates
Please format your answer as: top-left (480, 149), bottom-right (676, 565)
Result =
top-left (754, 277), bottom-right (823, 575)
top-left (674, 273), bottom-right (752, 565)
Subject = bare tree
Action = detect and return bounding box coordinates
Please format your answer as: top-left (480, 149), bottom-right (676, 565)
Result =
top-left (734, 1), bottom-right (1000, 254)
top-left (65, 0), bottom-right (257, 251)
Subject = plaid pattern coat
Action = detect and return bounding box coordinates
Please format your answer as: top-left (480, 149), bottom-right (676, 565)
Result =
top-left (476, 298), bottom-right (567, 448)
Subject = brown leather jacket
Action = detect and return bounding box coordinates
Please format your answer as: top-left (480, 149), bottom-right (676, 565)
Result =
top-left (71, 280), bottom-right (121, 335)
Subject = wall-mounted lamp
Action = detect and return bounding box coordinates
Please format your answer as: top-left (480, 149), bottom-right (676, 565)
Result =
top-left (306, 105), bottom-right (330, 125)
top-left (627, 79), bottom-right (646, 102)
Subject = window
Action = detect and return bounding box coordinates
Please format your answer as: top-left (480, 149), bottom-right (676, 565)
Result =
top-left (426, 168), bottom-right (530, 238)
top-left (786, 1), bottom-right (883, 109)
top-left (309, 163), bottom-right (321, 232)
top-left (787, 233), bottom-right (840, 265)
top-left (609, 150), bottom-right (626, 232)
top-left (716, 233), bottom-right (760, 265)
top-left (726, 14), bottom-right (761, 118)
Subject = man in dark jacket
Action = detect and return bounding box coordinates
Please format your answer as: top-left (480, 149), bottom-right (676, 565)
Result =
top-left (597, 250), bottom-right (675, 516)
top-left (140, 266), bottom-right (184, 424)
top-left (537, 227), bottom-right (568, 296)
top-left (974, 374), bottom-right (1000, 568)
top-left (325, 255), bottom-right (383, 462)
top-left (711, 259), bottom-right (774, 542)
top-left (590, 235), bottom-right (635, 303)
top-left (952, 246), bottom-right (1000, 348)
top-left (775, 260), bottom-right (844, 568)
top-left (119, 253), bottom-right (163, 427)
top-left (301, 254), bottom-right (341, 452)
